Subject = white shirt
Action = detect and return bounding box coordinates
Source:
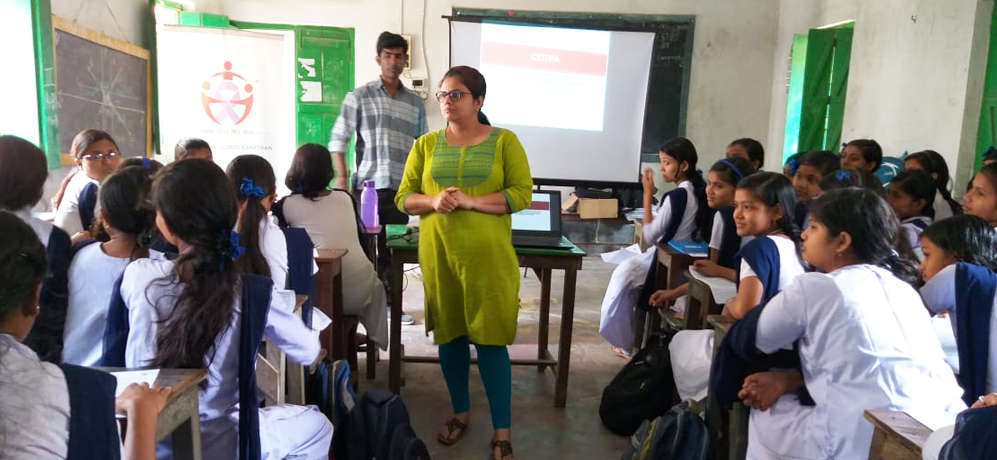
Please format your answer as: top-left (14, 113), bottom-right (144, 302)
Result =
top-left (900, 216), bottom-right (932, 253)
top-left (739, 235), bottom-right (803, 288)
top-left (122, 258), bottom-right (320, 459)
top-left (62, 242), bottom-right (131, 365)
top-left (259, 214), bottom-right (289, 290)
top-left (749, 265), bottom-right (966, 460)
top-left (13, 206), bottom-right (54, 246)
top-left (643, 181), bottom-right (698, 244)
top-left (921, 263), bottom-right (997, 393)
top-left (54, 171), bottom-right (99, 236)
top-left (0, 334), bottom-right (70, 460)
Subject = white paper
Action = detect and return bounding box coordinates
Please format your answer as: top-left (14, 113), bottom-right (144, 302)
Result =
top-left (600, 243), bottom-right (643, 265)
top-left (688, 267), bottom-right (738, 304)
top-left (300, 81), bottom-right (322, 102)
top-left (312, 308), bottom-right (332, 332)
top-left (904, 408), bottom-right (958, 432)
top-left (111, 369), bottom-right (161, 397)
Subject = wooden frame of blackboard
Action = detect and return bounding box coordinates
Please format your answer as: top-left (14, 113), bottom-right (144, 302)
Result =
top-left (52, 16), bottom-right (153, 166)
top-left (447, 8), bottom-right (695, 189)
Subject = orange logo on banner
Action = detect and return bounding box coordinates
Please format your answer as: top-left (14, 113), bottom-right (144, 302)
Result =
top-left (201, 61), bottom-right (255, 125)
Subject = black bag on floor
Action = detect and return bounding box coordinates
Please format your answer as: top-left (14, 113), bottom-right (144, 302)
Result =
top-left (333, 388), bottom-right (431, 460)
top-left (620, 400), bottom-right (712, 460)
top-left (600, 333), bottom-right (676, 436)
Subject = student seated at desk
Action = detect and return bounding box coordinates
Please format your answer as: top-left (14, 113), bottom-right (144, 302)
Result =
top-left (790, 150), bottom-right (840, 231)
top-left (274, 143), bottom-right (388, 349)
top-left (904, 150), bottom-right (963, 221)
top-left (54, 129), bottom-right (123, 239)
top-left (123, 160), bottom-right (331, 460)
top-left (666, 172), bottom-right (803, 401)
top-left (63, 165), bottom-right (157, 366)
top-left (888, 170), bottom-right (937, 260)
top-left (0, 135), bottom-right (71, 363)
top-left (600, 137), bottom-right (712, 356)
top-left (0, 211), bottom-right (172, 460)
top-left (729, 188), bottom-right (965, 460)
top-left (226, 155), bottom-right (289, 290)
top-left (919, 215), bottom-right (997, 404)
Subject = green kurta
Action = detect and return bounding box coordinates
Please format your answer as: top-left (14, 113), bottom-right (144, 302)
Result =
top-left (396, 128), bottom-right (533, 345)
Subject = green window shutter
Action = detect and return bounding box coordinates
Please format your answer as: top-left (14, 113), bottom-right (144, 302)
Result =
top-left (823, 28), bottom-right (852, 151)
top-left (294, 26), bottom-right (354, 184)
top-left (799, 28), bottom-right (835, 153)
top-left (33, 0), bottom-right (59, 169)
top-left (975, 5), bottom-right (997, 173)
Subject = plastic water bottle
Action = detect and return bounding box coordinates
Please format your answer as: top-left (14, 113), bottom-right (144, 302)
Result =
top-left (360, 180), bottom-right (379, 230)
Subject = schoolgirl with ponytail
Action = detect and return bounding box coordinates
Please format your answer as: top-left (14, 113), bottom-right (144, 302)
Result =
top-left (599, 137), bottom-right (711, 356)
top-left (733, 187), bottom-right (965, 459)
top-left (123, 159), bottom-right (331, 460)
top-left (226, 154), bottom-right (289, 289)
top-left (62, 165), bottom-right (157, 365)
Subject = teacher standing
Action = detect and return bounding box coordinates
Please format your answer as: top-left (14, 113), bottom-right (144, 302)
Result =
top-left (395, 66), bottom-right (532, 460)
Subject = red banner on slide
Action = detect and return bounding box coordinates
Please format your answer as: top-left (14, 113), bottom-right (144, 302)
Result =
top-left (526, 201), bottom-right (551, 211)
top-left (481, 41), bottom-right (608, 75)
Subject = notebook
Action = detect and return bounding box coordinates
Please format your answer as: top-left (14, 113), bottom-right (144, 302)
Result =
top-left (667, 240), bottom-right (709, 257)
top-left (511, 191), bottom-right (572, 249)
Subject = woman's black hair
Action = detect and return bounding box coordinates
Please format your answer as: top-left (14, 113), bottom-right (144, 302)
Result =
top-left (922, 215), bottom-right (997, 272)
top-left (91, 166), bottom-right (157, 258)
top-left (710, 156), bottom-right (756, 189)
top-left (0, 135), bottom-right (48, 211)
top-left (226, 155), bottom-right (276, 280)
top-left (441, 66), bottom-right (490, 126)
top-left (976, 163), bottom-right (997, 195)
top-left (819, 167), bottom-right (886, 198)
top-left (809, 187), bottom-right (921, 287)
top-left (118, 157), bottom-right (164, 174)
top-left (983, 146), bottom-right (997, 165)
top-left (286, 143), bottom-right (334, 198)
top-left (736, 171), bottom-right (799, 240)
top-left (844, 139), bottom-right (883, 171)
top-left (0, 211), bottom-right (47, 323)
top-left (797, 150), bottom-right (841, 177)
top-left (660, 137), bottom-right (711, 242)
top-left (149, 159), bottom-right (240, 369)
top-left (728, 138), bottom-right (765, 169)
top-left (905, 150), bottom-right (961, 217)
top-left (71, 129), bottom-right (118, 159)
top-left (888, 170), bottom-right (937, 217)
top-left (174, 138), bottom-right (212, 162)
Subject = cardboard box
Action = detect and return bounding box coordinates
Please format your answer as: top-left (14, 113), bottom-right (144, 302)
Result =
top-left (577, 198), bottom-right (618, 219)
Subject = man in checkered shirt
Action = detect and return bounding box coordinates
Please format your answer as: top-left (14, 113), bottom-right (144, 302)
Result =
top-left (330, 31), bottom-right (428, 325)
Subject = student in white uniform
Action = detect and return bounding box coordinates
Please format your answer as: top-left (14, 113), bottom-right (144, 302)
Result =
top-left (276, 143), bottom-right (388, 349)
top-left (54, 129), bottom-right (123, 238)
top-left (962, 163), bottom-right (997, 227)
top-left (919, 215), bottom-right (997, 401)
top-left (887, 169), bottom-right (936, 259)
top-left (63, 165), bottom-right (157, 365)
top-left (790, 150), bottom-right (840, 232)
top-left (600, 137), bottom-right (712, 356)
top-left (737, 187), bottom-right (966, 460)
top-left (665, 171), bottom-right (804, 401)
top-left (0, 135), bottom-right (72, 363)
top-left (124, 160), bottom-right (332, 460)
top-left (0, 211), bottom-right (171, 460)
top-left (903, 150), bottom-right (962, 221)
top-left (226, 155), bottom-right (289, 290)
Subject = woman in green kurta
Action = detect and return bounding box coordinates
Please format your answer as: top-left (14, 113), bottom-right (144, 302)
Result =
top-left (396, 66), bottom-right (531, 460)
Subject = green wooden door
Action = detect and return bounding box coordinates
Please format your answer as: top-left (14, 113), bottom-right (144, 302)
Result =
top-left (792, 25), bottom-right (853, 154)
top-left (975, 5), bottom-right (997, 173)
top-left (295, 26), bottom-right (354, 150)
top-left (824, 28), bottom-right (852, 151)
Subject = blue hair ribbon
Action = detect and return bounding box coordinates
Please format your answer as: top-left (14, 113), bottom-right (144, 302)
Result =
top-left (240, 178), bottom-right (265, 199)
top-left (141, 157), bottom-right (152, 169)
top-left (984, 146), bottom-right (996, 158)
top-left (787, 159), bottom-right (799, 175)
top-left (841, 142), bottom-right (848, 149)
top-left (217, 230), bottom-right (245, 271)
top-left (835, 170), bottom-right (851, 181)
top-left (718, 159), bottom-right (744, 181)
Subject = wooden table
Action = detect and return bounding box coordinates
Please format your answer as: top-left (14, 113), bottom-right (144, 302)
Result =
top-left (637, 244), bottom-right (706, 349)
top-left (865, 410), bottom-right (932, 460)
top-left (705, 315), bottom-right (748, 460)
top-left (685, 269), bottom-right (728, 330)
top-left (314, 249), bottom-right (348, 363)
top-left (385, 224), bottom-right (586, 408)
top-left (102, 368), bottom-right (208, 460)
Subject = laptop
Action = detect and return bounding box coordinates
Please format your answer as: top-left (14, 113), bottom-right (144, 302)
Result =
top-left (511, 191), bottom-right (572, 249)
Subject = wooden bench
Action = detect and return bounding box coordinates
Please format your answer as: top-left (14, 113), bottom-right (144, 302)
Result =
top-left (865, 410), bottom-right (932, 460)
top-left (705, 315), bottom-right (748, 460)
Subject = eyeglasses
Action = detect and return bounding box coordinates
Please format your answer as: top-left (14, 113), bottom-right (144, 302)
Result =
top-left (435, 90), bottom-right (469, 102)
top-left (80, 151), bottom-right (119, 162)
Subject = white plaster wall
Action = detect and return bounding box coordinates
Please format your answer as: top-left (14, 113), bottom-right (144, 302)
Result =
top-left (766, 0), bottom-right (992, 191)
top-left (193, 0), bottom-right (782, 175)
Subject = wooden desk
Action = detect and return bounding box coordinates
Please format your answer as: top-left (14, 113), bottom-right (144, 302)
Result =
top-left (386, 225), bottom-right (586, 408)
top-left (314, 249), bottom-right (347, 363)
top-left (865, 410), bottom-right (932, 460)
top-left (637, 245), bottom-right (706, 349)
top-left (705, 315), bottom-right (747, 460)
top-left (102, 368), bottom-right (208, 460)
top-left (685, 269), bottom-right (727, 331)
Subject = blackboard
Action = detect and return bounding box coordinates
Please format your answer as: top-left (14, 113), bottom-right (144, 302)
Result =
top-left (451, 9), bottom-right (694, 166)
top-left (53, 16), bottom-right (151, 164)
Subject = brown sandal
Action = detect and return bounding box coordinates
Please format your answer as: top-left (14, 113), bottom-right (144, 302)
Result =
top-left (490, 439), bottom-right (514, 460)
top-left (437, 417), bottom-right (468, 446)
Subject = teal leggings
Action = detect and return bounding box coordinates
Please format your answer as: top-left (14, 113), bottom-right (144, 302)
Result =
top-left (438, 335), bottom-right (511, 429)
